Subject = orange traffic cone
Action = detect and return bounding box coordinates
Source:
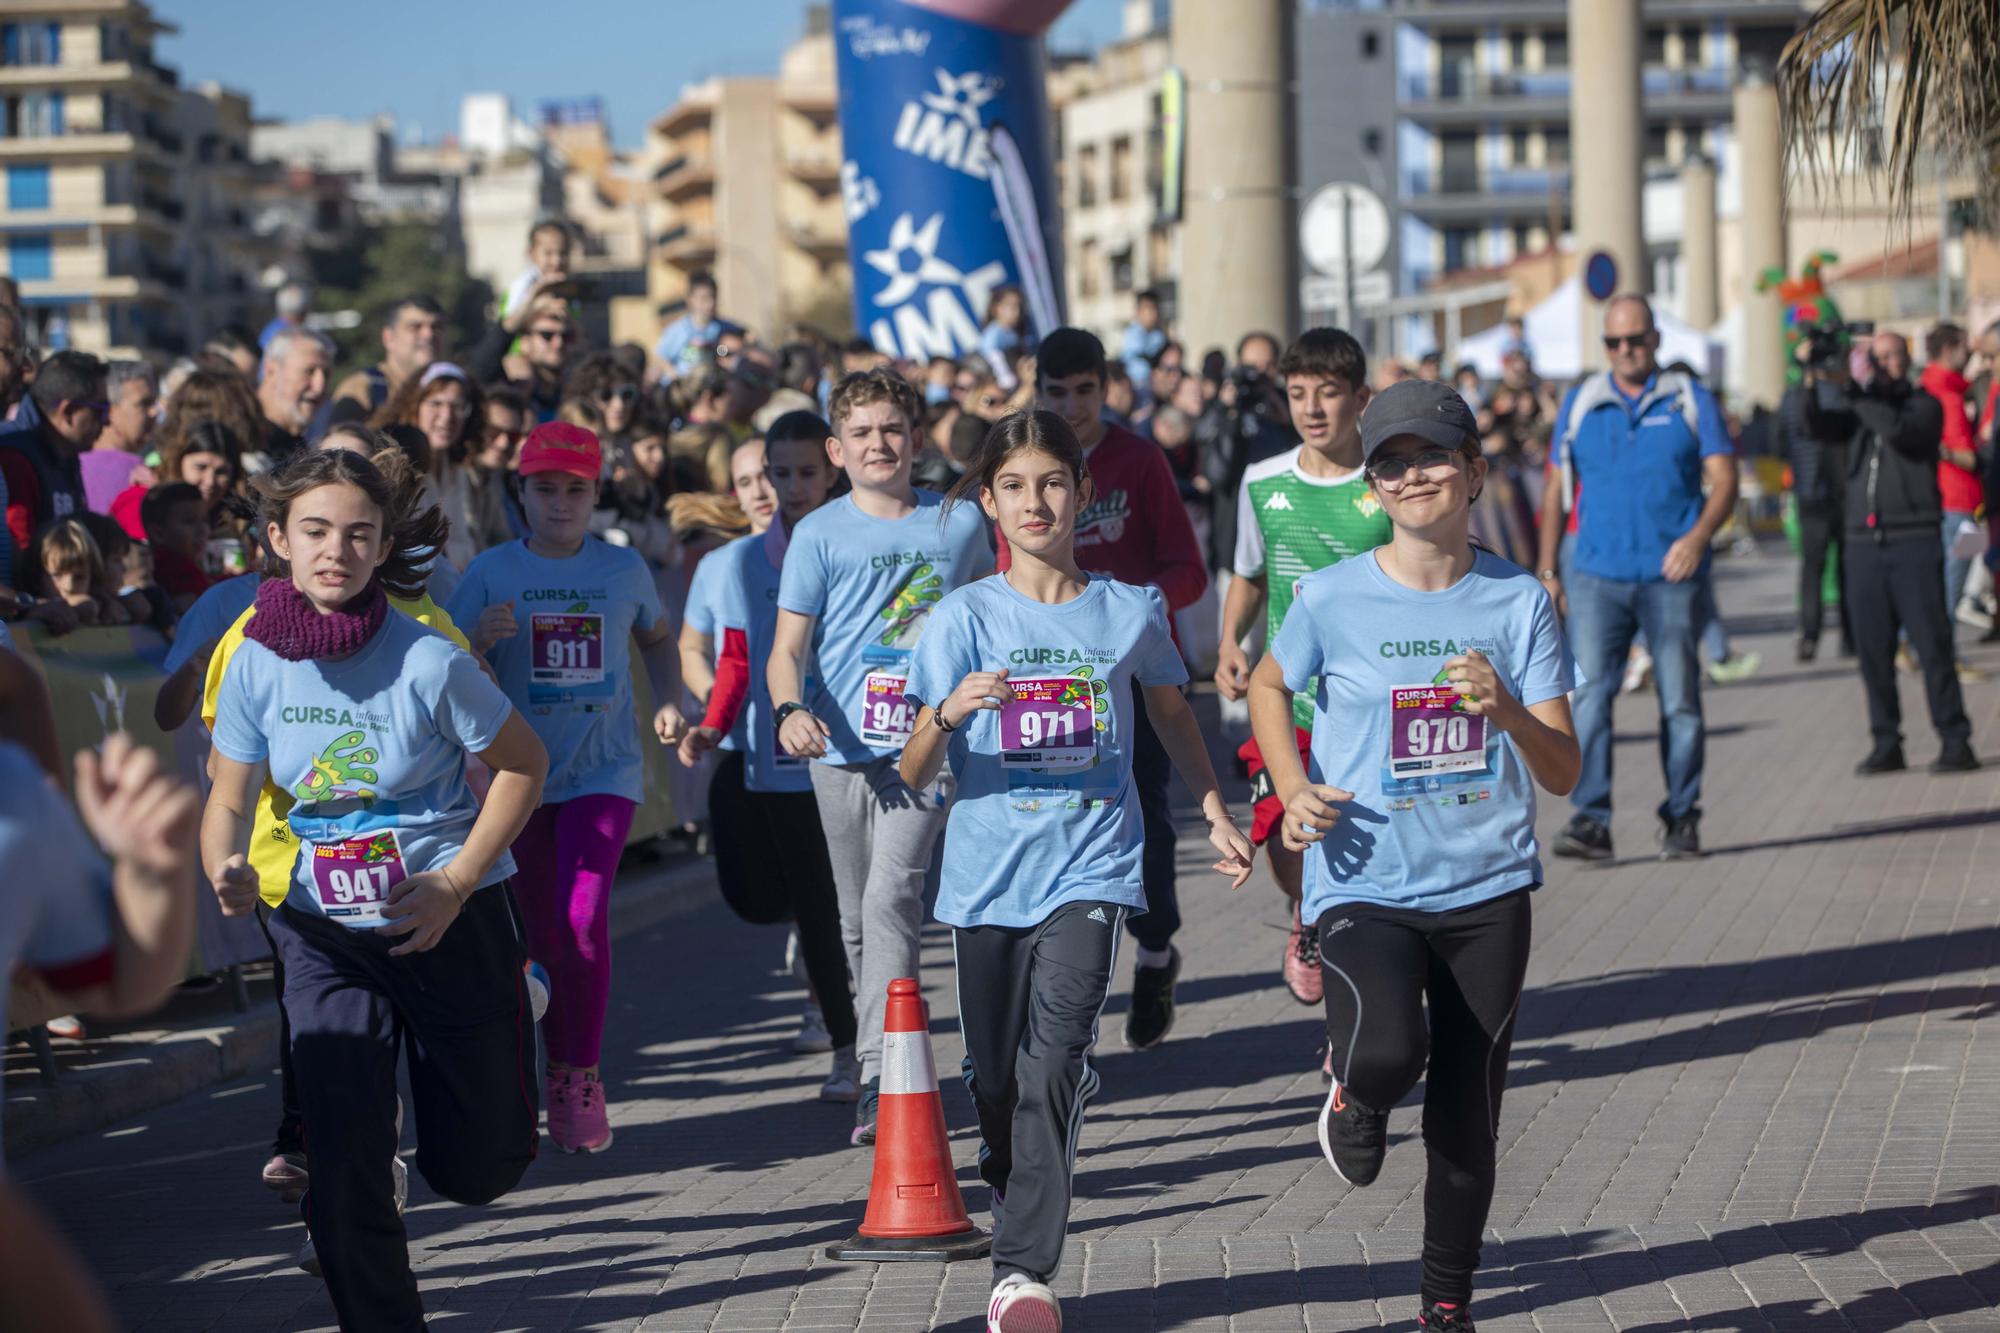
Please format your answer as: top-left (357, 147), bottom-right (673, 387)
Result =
top-left (826, 978), bottom-right (991, 1262)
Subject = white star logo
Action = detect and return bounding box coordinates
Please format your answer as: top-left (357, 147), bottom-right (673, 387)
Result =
top-left (920, 69), bottom-right (997, 128)
top-left (863, 212), bottom-right (963, 306)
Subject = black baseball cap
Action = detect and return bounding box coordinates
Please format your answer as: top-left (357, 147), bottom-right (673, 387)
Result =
top-left (1359, 379), bottom-right (1480, 466)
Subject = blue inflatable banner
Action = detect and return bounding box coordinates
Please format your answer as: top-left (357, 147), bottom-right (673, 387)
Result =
top-left (832, 0), bottom-right (1068, 362)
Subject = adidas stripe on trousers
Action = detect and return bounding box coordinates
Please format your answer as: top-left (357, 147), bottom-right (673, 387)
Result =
top-left (953, 899), bottom-right (1123, 1284)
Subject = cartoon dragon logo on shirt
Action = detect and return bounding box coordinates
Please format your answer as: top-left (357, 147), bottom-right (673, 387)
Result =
top-left (291, 730), bottom-right (381, 805)
top-left (1058, 666), bottom-right (1112, 734)
top-left (878, 563), bottom-right (944, 648)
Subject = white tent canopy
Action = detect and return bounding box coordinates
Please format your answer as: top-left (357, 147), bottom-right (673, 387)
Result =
top-left (1452, 277), bottom-right (1724, 384)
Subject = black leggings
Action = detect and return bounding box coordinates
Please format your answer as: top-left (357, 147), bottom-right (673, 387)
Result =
top-left (1317, 887), bottom-right (1532, 1309)
top-left (707, 750), bottom-right (857, 1050)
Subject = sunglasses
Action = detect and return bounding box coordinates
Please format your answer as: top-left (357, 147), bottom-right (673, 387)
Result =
top-left (1367, 447), bottom-right (1466, 490)
top-left (597, 386), bottom-right (638, 407)
top-left (529, 328), bottom-right (571, 344)
top-left (1602, 333), bottom-right (1652, 351)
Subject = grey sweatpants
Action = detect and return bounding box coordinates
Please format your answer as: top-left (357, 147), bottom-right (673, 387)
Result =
top-left (953, 900), bottom-right (1123, 1284)
top-left (808, 755), bottom-right (950, 1083)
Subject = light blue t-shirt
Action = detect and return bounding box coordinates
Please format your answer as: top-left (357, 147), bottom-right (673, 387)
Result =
top-left (211, 612), bottom-right (517, 923)
top-left (1272, 549), bottom-right (1575, 922)
top-left (447, 537), bottom-right (663, 805)
top-left (708, 530), bottom-right (814, 793)
top-left (905, 575), bottom-right (1187, 929)
top-left (683, 545), bottom-right (741, 754)
top-left (162, 573), bottom-right (260, 674)
top-left (777, 491), bottom-right (994, 766)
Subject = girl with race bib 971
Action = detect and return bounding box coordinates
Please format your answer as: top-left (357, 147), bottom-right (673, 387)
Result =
top-left (1248, 379), bottom-right (1580, 1333)
top-left (901, 410), bottom-right (1253, 1333)
top-left (446, 421), bottom-right (685, 1155)
top-left (203, 448), bottom-right (548, 1333)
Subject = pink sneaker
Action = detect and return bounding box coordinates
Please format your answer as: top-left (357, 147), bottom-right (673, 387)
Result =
top-left (549, 1070), bottom-right (613, 1154)
top-left (1283, 901), bottom-right (1324, 1006)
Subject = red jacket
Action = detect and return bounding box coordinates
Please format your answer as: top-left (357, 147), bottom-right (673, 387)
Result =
top-left (994, 423), bottom-right (1208, 613)
top-left (1921, 363), bottom-right (1982, 513)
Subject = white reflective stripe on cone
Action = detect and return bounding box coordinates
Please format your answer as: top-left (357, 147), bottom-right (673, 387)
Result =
top-left (880, 1027), bottom-right (938, 1095)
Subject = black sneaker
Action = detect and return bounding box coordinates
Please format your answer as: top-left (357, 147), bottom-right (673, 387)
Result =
top-left (1552, 814), bottom-right (1613, 862)
top-left (1418, 1299), bottom-right (1475, 1330)
top-left (1316, 1077), bottom-right (1387, 1186)
top-left (1796, 638), bottom-right (1818, 663)
top-left (1124, 947), bottom-right (1181, 1050)
top-left (1659, 816), bottom-right (1700, 860)
top-left (1855, 746), bottom-right (1907, 776)
top-left (849, 1077), bottom-right (879, 1148)
top-left (1931, 742), bottom-right (1980, 774)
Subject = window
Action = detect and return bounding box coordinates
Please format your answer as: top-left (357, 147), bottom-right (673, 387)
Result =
top-left (1, 23), bottom-right (62, 66)
top-left (1075, 143), bottom-right (1098, 209)
top-left (1110, 245), bottom-right (1134, 293)
top-left (1109, 135), bottom-right (1133, 203)
top-left (1078, 238), bottom-right (1100, 300)
top-left (1362, 127), bottom-right (1383, 156)
top-left (1443, 230), bottom-right (1471, 273)
top-left (1360, 30), bottom-right (1378, 59)
top-left (9, 235), bottom-right (53, 283)
top-left (1544, 129), bottom-right (1570, 166)
top-left (1508, 31), bottom-right (1527, 68)
top-left (19, 93), bottom-right (63, 137)
top-left (1542, 30), bottom-right (1568, 69)
top-left (1510, 129), bottom-right (1530, 165)
top-left (7, 165), bottom-right (49, 210)
top-left (1642, 26), bottom-right (1667, 66)
top-left (1644, 125), bottom-right (1670, 164)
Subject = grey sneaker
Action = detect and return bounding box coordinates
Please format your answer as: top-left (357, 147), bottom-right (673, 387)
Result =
top-left (820, 1046), bottom-right (860, 1103)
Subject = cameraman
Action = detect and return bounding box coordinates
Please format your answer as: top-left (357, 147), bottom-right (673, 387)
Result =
top-left (1803, 330), bottom-right (1978, 774)
top-left (1199, 331), bottom-right (1296, 571)
top-left (1779, 334), bottom-right (1853, 659)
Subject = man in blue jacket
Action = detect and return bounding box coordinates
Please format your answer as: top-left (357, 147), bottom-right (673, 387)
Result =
top-left (1541, 296), bottom-right (1738, 861)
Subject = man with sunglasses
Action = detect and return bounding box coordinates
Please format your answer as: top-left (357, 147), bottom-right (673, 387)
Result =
top-left (473, 281), bottom-right (578, 425)
top-left (1546, 295), bottom-right (1736, 863)
top-left (0, 350), bottom-right (105, 559)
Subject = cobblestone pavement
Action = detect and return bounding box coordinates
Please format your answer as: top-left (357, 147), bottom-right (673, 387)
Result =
top-left (14, 555), bottom-right (2000, 1331)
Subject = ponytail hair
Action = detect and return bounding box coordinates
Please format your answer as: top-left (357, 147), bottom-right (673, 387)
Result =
top-left (252, 446), bottom-right (450, 601)
top-left (942, 408), bottom-right (1088, 517)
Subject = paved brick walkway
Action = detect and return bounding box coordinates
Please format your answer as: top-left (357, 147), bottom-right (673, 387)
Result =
top-left (14, 553), bottom-right (2000, 1330)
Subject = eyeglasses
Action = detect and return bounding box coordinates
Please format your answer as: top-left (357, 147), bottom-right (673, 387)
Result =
top-left (529, 328), bottom-right (571, 344)
top-left (597, 386), bottom-right (638, 407)
top-left (1602, 333), bottom-right (1651, 351)
top-left (1367, 448), bottom-right (1466, 491)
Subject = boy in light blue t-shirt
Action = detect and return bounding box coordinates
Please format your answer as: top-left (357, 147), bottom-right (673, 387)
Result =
top-left (767, 369), bottom-right (994, 1147)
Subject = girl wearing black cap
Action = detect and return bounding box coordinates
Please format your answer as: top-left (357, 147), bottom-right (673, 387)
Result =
top-left (1245, 378), bottom-right (1581, 1332)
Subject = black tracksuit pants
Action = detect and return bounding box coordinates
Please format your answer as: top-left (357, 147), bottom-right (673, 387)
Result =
top-left (954, 900), bottom-right (1124, 1284)
top-left (706, 749), bottom-right (858, 1051)
top-left (268, 885), bottom-right (539, 1332)
top-left (1844, 532), bottom-right (1972, 751)
top-left (1318, 888), bottom-right (1533, 1309)
top-left (1796, 499), bottom-right (1851, 650)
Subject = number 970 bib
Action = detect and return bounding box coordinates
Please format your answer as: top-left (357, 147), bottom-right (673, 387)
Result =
top-left (1388, 684), bottom-right (1488, 779)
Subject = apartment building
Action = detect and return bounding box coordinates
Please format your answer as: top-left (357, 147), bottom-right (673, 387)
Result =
top-left (0, 0), bottom-right (260, 357)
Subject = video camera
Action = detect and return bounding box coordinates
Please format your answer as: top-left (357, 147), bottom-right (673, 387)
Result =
top-left (1798, 317), bottom-right (1875, 372)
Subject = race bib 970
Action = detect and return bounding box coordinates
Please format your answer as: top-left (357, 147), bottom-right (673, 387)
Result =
top-left (1387, 684), bottom-right (1488, 779)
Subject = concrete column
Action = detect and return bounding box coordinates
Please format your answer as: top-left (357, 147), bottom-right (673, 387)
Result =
top-left (1735, 69), bottom-right (1787, 410)
top-left (1680, 154), bottom-right (1719, 329)
top-left (1173, 0), bottom-right (1288, 356)
top-left (1568, 0), bottom-right (1645, 372)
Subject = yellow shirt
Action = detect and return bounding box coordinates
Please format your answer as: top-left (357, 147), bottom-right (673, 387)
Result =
top-left (202, 593), bottom-right (472, 908)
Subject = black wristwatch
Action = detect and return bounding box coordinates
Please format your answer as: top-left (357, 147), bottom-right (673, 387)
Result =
top-left (774, 701), bottom-right (809, 727)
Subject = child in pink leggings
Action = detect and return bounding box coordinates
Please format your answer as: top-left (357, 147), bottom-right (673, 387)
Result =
top-left (447, 422), bottom-right (686, 1153)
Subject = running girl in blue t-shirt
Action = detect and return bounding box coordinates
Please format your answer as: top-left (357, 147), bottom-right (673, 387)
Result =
top-left (1247, 379), bottom-right (1581, 1333)
top-left (902, 410), bottom-right (1253, 1333)
top-left (447, 422), bottom-right (684, 1156)
top-left (203, 448), bottom-right (549, 1331)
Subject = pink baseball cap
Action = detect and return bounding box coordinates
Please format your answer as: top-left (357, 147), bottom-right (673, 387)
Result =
top-left (517, 421), bottom-right (601, 479)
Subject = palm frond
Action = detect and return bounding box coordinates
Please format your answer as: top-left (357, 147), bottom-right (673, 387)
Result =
top-left (1778, 0), bottom-right (2000, 219)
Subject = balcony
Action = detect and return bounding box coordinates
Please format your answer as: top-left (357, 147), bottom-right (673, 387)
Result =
top-left (656, 222), bottom-right (717, 265)
top-left (784, 148), bottom-right (841, 188)
top-left (0, 59), bottom-right (175, 97)
top-left (139, 190), bottom-right (183, 222)
top-left (1400, 64), bottom-right (1732, 123)
top-left (785, 216), bottom-right (846, 257)
top-left (1401, 167), bottom-right (1572, 222)
top-left (0, 127), bottom-right (138, 159)
top-left (654, 153), bottom-right (713, 203)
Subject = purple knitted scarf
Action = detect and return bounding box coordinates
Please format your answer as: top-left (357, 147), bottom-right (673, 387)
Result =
top-left (245, 574), bottom-right (388, 661)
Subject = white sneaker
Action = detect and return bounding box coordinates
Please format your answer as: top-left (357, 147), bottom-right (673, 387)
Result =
top-left (391, 1154), bottom-right (408, 1215)
top-left (298, 1232), bottom-right (321, 1277)
top-left (988, 1273), bottom-right (1061, 1333)
top-left (1957, 598), bottom-right (1994, 631)
top-left (820, 1046), bottom-right (860, 1102)
top-left (1620, 648), bottom-right (1654, 696)
top-left (793, 1002), bottom-right (833, 1054)
top-left (785, 926), bottom-right (808, 987)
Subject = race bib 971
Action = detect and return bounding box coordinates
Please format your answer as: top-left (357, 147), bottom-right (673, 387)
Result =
top-left (999, 677), bottom-right (1097, 770)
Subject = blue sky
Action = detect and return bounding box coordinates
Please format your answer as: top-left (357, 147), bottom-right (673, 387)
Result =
top-left (159, 0), bottom-right (1127, 149)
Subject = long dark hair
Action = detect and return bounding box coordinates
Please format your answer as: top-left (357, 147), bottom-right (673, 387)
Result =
top-left (253, 447), bottom-right (449, 601)
top-left (943, 409), bottom-right (1087, 517)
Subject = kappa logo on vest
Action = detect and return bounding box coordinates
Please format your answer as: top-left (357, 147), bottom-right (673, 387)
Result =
top-left (1263, 492), bottom-right (1293, 511)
